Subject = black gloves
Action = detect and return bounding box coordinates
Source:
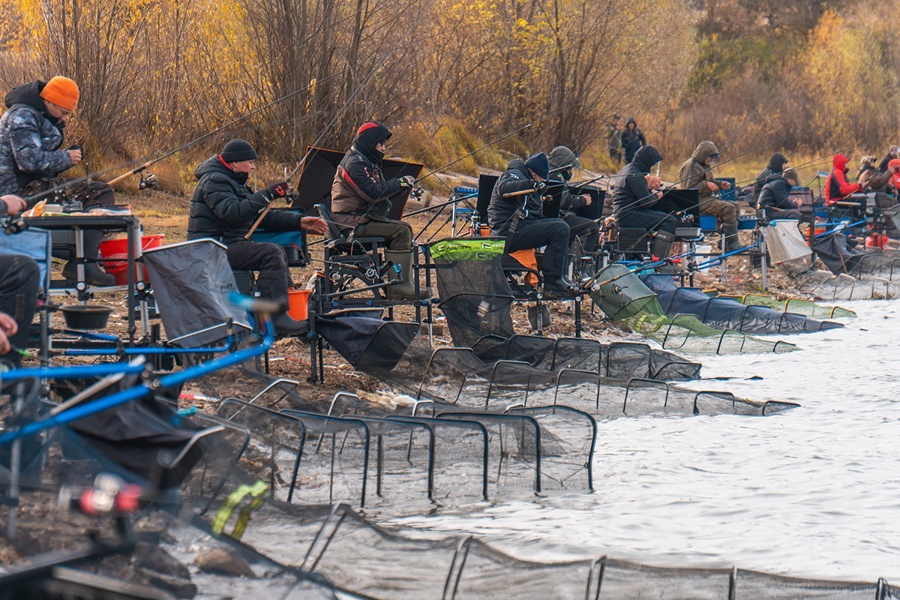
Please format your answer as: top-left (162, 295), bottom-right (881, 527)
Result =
top-left (265, 181), bottom-right (290, 199)
top-left (534, 181), bottom-right (548, 193)
top-left (398, 175), bottom-right (416, 188)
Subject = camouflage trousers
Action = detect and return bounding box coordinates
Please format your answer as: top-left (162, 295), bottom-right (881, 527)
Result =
top-left (701, 199), bottom-right (740, 252)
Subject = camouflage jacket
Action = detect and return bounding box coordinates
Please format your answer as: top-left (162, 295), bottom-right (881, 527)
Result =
top-left (0, 81), bottom-right (73, 195)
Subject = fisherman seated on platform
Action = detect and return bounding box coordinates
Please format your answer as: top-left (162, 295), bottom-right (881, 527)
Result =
top-left (187, 139), bottom-right (328, 335)
top-left (0, 194), bottom-right (38, 367)
top-left (679, 141), bottom-right (739, 254)
top-left (824, 153), bottom-right (868, 215)
top-left (488, 152), bottom-right (575, 296)
top-left (547, 146), bottom-right (600, 254)
top-left (610, 145), bottom-right (677, 262)
top-left (0, 76), bottom-right (116, 286)
top-left (757, 168), bottom-right (803, 220)
top-left (753, 152), bottom-right (788, 207)
top-left (331, 120), bottom-right (432, 301)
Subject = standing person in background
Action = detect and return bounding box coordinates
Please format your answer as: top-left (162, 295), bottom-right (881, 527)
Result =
top-left (620, 118), bottom-right (646, 164)
top-left (679, 141), bottom-right (740, 254)
top-left (606, 115), bottom-right (623, 164)
top-left (752, 152), bottom-right (788, 207)
top-left (547, 146), bottom-right (600, 254)
top-left (0, 76), bottom-right (116, 286)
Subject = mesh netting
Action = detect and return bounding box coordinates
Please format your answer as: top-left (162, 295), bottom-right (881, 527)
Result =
top-left (795, 270), bottom-right (899, 301)
top-left (590, 265), bottom-right (798, 354)
top-left (0, 374), bottom-right (858, 600)
top-left (722, 294), bottom-right (856, 320)
top-left (642, 274), bottom-right (844, 334)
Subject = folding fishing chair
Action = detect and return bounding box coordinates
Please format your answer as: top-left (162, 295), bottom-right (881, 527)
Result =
top-left (0, 228), bottom-right (52, 358)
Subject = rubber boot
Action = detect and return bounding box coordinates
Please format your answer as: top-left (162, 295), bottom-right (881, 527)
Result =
top-left (527, 303), bottom-right (552, 330)
top-left (63, 230), bottom-right (115, 286)
top-left (272, 312), bottom-right (309, 336)
top-left (385, 250), bottom-right (432, 301)
top-left (651, 229), bottom-right (675, 261)
top-left (723, 223), bottom-right (741, 254)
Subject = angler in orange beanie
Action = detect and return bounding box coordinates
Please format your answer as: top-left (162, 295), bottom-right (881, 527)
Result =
top-left (0, 76), bottom-right (117, 286)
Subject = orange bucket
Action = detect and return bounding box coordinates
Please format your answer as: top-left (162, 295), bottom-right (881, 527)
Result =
top-left (99, 234), bottom-right (165, 285)
top-left (287, 289), bottom-right (310, 321)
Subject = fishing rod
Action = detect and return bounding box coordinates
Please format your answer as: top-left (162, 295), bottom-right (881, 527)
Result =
top-left (16, 67), bottom-right (357, 209)
top-left (242, 49), bottom-right (400, 240)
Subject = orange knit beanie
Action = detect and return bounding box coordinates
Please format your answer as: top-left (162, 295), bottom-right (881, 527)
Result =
top-left (39, 76), bottom-right (79, 111)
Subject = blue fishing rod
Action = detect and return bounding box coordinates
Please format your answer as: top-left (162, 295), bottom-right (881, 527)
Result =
top-left (0, 294), bottom-right (277, 446)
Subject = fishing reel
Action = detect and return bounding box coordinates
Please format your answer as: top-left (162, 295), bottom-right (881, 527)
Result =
top-left (3, 216), bottom-right (28, 235)
top-left (138, 171), bottom-right (158, 190)
top-left (409, 186), bottom-right (424, 200)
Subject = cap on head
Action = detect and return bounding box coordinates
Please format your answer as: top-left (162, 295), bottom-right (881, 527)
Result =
top-left (525, 152), bottom-right (550, 180)
top-left (356, 120), bottom-right (391, 146)
top-left (39, 76), bottom-right (79, 111)
top-left (220, 139), bottom-right (258, 162)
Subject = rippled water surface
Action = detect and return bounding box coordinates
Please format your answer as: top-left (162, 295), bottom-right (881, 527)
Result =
top-left (385, 299), bottom-right (900, 582)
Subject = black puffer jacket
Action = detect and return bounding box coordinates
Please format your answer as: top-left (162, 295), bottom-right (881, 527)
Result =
top-left (187, 155), bottom-right (302, 245)
top-left (757, 176), bottom-right (795, 211)
top-left (610, 146), bottom-right (664, 215)
top-left (488, 158), bottom-right (548, 236)
top-left (752, 152), bottom-right (788, 205)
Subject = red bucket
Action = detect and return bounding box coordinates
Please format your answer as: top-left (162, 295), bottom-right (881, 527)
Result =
top-left (99, 234), bottom-right (164, 285)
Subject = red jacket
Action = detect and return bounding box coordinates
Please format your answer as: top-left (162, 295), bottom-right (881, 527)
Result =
top-left (889, 158), bottom-right (900, 190)
top-left (824, 154), bottom-right (862, 206)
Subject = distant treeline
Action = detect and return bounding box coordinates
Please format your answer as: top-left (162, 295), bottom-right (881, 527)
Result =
top-left (0, 0), bottom-right (894, 176)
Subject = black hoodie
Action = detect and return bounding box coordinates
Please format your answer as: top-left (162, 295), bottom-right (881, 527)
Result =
top-left (330, 122), bottom-right (404, 231)
top-left (611, 145), bottom-right (664, 214)
top-left (752, 152), bottom-right (788, 205)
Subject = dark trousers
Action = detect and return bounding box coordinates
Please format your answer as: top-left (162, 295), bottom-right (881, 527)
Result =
top-left (504, 218), bottom-right (570, 279)
top-left (226, 241), bottom-right (291, 301)
top-left (0, 255), bottom-right (39, 365)
top-left (564, 214), bottom-right (600, 253)
top-left (617, 209), bottom-right (678, 235)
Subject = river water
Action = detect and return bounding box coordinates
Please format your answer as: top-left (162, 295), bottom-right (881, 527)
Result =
top-left (387, 299), bottom-right (900, 583)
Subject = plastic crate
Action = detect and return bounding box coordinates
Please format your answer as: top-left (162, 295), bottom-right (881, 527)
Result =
top-left (719, 177), bottom-right (737, 201)
top-left (700, 215), bottom-right (718, 231)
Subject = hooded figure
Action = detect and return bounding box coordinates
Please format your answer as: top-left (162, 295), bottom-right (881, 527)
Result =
top-left (620, 118), bottom-right (647, 164)
top-left (752, 152), bottom-right (788, 206)
top-left (330, 121), bottom-right (431, 300)
top-left (610, 145), bottom-right (677, 260)
top-left (824, 154), bottom-right (863, 206)
top-left (547, 146), bottom-right (599, 253)
top-left (757, 168), bottom-right (802, 220)
top-left (679, 141), bottom-right (740, 253)
top-left (488, 153), bottom-right (574, 295)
